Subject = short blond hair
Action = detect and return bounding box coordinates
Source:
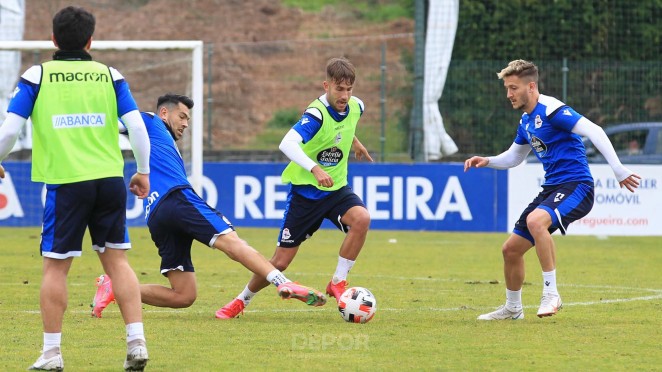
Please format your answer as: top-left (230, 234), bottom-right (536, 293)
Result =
top-left (326, 57), bottom-right (356, 85)
top-left (497, 59), bottom-right (538, 82)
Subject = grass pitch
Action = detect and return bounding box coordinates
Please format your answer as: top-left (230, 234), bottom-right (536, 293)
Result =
top-left (0, 227), bottom-right (660, 371)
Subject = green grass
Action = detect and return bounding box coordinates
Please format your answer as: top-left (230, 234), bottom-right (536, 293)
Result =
top-left (282, 0), bottom-right (413, 22)
top-left (1, 227), bottom-right (661, 370)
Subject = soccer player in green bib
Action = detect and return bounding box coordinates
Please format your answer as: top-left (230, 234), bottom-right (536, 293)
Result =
top-left (217, 57), bottom-right (373, 319)
top-left (0, 6), bottom-right (150, 371)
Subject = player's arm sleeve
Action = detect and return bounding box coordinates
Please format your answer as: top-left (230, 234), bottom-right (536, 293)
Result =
top-left (572, 117), bottom-right (631, 181)
top-left (118, 119), bottom-right (128, 135)
top-left (279, 129), bottom-right (317, 171)
top-left (353, 96), bottom-right (365, 116)
top-left (121, 110), bottom-right (150, 174)
top-left (513, 123), bottom-right (529, 145)
top-left (0, 113), bottom-right (28, 161)
top-left (110, 67), bottom-right (140, 116)
top-left (486, 143), bottom-right (531, 170)
top-left (6, 65), bottom-right (42, 119)
top-left (292, 109), bottom-right (322, 143)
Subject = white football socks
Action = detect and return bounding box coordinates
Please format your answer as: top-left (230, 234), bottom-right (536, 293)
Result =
top-left (236, 270), bottom-right (291, 306)
top-left (506, 289), bottom-right (522, 310)
top-left (237, 285), bottom-right (257, 306)
top-left (126, 322), bottom-right (145, 343)
top-left (43, 332), bottom-right (61, 354)
top-left (542, 269), bottom-right (558, 295)
top-left (266, 269), bottom-right (290, 287)
top-left (333, 256), bottom-right (355, 283)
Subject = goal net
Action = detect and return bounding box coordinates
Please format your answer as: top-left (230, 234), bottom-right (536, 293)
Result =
top-left (0, 40), bottom-right (203, 227)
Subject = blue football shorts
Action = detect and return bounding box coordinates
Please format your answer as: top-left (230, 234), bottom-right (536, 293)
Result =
top-left (514, 181), bottom-right (594, 244)
top-left (41, 177), bottom-right (129, 259)
top-left (147, 188), bottom-right (234, 275)
top-left (278, 185), bottom-right (366, 248)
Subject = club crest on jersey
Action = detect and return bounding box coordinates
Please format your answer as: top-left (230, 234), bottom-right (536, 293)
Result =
top-left (335, 132), bottom-right (342, 144)
top-left (282, 228), bottom-right (291, 240)
top-left (534, 115), bottom-right (543, 129)
top-left (530, 135), bottom-right (548, 157)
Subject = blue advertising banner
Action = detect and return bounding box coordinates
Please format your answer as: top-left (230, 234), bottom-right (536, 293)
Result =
top-left (0, 162), bottom-right (43, 226)
top-left (0, 162), bottom-right (508, 232)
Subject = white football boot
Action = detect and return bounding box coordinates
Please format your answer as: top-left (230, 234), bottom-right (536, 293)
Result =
top-left (124, 340), bottom-right (149, 371)
top-left (477, 305), bottom-right (524, 320)
top-left (29, 348), bottom-right (63, 371)
top-left (537, 293), bottom-right (562, 317)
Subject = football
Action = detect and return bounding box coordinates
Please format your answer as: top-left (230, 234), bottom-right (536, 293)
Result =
top-left (338, 287), bottom-right (377, 323)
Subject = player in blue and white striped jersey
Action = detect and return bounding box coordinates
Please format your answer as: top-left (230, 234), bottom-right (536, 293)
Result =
top-left (464, 59), bottom-right (640, 320)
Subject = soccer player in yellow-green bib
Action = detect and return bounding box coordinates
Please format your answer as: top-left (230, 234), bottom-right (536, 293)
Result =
top-left (0, 6), bottom-right (151, 371)
top-left (217, 57), bottom-right (374, 319)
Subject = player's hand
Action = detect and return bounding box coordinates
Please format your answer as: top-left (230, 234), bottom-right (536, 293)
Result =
top-left (464, 156), bottom-right (489, 172)
top-left (129, 172), bottom-right (150, 198)
top-left (353, 138), bottom-right (374, 162)
top-left (0, 164), bottom-right (5, 179)
top-left (311, 165), bottom-right (333, 188)
top-left (619, 173), bottom-right (641, 193)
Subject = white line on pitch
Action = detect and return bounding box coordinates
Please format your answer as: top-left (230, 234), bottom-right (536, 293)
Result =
top-left (13, 291), bottom-right (662, 316)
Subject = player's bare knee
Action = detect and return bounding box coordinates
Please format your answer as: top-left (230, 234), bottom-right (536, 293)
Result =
top-left (353, 214), bottom-right (371, 232)
top-left (501, 243), bottom-right (510, 258)
top-left (270, 254), bottom-right (292, 272)
top-left (501, 241), bottom-right (520, 260)
top-left (272, 260), bottom-right (290, 272)
top-left (180, 296), bottom-right (196, 308)
top-left (525, 210), bottom-right (551, 235)
top-left (525, 218), bottom-right (546, 235)
top-left (347, 208), bottom-right (371, 233)
top-left (172, 293), bottom-right (196, 308)
top-left (215, 234), bottom-right (253, 259)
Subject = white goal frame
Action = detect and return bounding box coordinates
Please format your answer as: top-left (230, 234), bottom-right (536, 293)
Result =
top-left (0, 40), bottom-right (204, 193)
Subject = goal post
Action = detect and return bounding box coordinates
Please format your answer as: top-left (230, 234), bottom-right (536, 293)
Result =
top-left (0, 40), bottom-right (205, 194)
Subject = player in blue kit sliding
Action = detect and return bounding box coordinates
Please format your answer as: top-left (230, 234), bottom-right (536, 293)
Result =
top-left (91, 94), bottom-right (326, 318)
top-left (464, 59), bottom-right (640, 320)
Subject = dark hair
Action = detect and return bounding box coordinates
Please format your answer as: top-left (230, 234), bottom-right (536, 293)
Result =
top-left (326, 57), bottom-right (356, 85)
top-left (52, 6), bottom-right (96, 51)
top-left (156, 93), bottom-right (194, 111)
